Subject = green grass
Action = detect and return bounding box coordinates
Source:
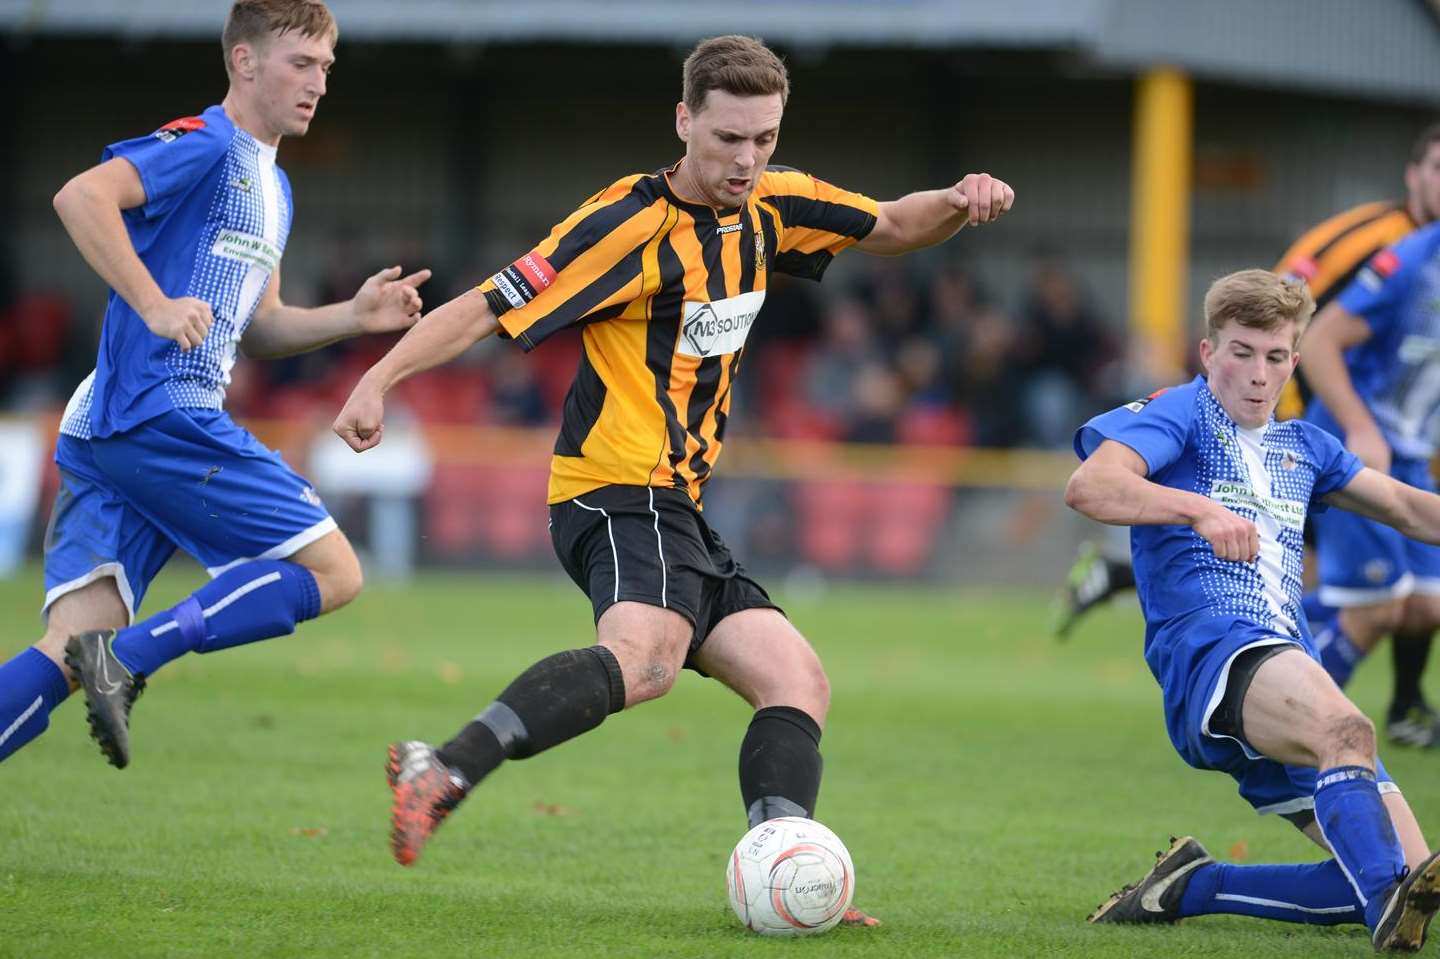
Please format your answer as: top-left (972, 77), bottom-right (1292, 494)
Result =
top-left (2, 566), bottom-right (1437, 958)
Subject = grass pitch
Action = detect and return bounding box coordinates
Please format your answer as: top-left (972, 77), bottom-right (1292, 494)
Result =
top-left (3, 566), bottom-right (1437, 958)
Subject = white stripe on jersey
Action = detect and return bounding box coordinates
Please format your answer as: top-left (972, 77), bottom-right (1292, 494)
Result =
top-left (227, 142), bottom-right (282, 387)
top-left (1234, 425), bottom-right (1298, 636)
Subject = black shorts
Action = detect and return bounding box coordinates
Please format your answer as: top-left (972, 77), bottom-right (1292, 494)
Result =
top-left (1208, 642), bottom-right (1319, 833)
top-left (1208, 643), bottom-right (1291, 744)
top-left (549, 484), bottom-right (783, 665)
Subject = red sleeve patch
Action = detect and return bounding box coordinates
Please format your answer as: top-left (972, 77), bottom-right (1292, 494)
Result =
top-left (490, 251), bottom-right (557, 310)
top-left (1372, 249), bottom-right (1401, 278)
top-left (153, 116), bottom-right (206, 143)
top-left (1284, 255), bottom-right (1319, 282)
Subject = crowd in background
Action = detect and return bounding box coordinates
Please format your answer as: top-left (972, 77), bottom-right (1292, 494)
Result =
top-left (0, 248), bottom-right (1137, 452)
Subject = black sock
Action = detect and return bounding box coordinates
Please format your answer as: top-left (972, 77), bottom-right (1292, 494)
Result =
top-left (437, 645), bottom-right (625, 786)
top-left (1107, 559), bottom-right (1136, 591)
top-left (1390, 629), bottom-right (1433, 719)
top-left (739, 706), bottom-right (823, 828)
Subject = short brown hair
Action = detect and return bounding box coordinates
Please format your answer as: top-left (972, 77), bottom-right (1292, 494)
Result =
top-left (682, 35), bottom-right (789, 113)
top-left (223, 0), bottom-right (337, 74)
top-left (1411, 122), bottom-right (1440, 165)
top-left (1204, 269), bottom-right (1314, 345)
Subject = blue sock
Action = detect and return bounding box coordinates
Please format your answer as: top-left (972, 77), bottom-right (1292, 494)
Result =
top-left (1314, 766), bottom-right (1406, 930)
top-left (0, 648), bottom-right (72, 762)
top-left (1315, 621), bottom-right (1364, 689)
top-left (112, 560), bottom-right (321, 677)
top-left (1178, 860), bottom-right (1362, 925)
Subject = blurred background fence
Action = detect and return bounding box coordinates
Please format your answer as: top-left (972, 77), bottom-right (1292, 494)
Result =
top-left (4, 0), bottom-right (1440, 588)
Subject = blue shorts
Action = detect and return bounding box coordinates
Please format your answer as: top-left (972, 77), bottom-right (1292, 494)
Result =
top-left (1152, 614), bottom-right (1395, 815)
top-left (43, 409), bottom-right (335, 622)
top-left (1314, 457), bottom-right (1440, 607)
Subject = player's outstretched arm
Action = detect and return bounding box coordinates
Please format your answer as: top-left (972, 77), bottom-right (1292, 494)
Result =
top-left (1065, 439), bottom-right (1259, 562)
top-left (332, 287), bottom-right (500, 452)
top-left (856, 173), bottom-right (1015, 256)
top-left (53, 158), bottom-right (214, 351)
top-left (1300, 302), bottom-right (1389, 471)
top-left (1326, 468), bottom-right (1440, 546)
top-left (241, 265), bottom-right (432, 359)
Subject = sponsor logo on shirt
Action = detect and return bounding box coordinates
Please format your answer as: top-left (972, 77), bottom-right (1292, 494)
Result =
top-left (679, 290), bottom-right (766, 358)
top-left (1373, 249), bottom-right (1402, 277)
top-left (1209, 480), bottom-right (1306, 530)
top-left (715, 222), bottom-right (743, 235)
top-left (1123, 387), bottom-right (1169, 413)
top-left (211, 229), bottom-right (281, 273)
top-left (153, 116), bottom-right (206, 143)
top-left (490, 251), bottom-right (557, 310)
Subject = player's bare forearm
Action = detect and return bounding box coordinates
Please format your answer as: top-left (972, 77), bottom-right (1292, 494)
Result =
top-left (1327, 469), bottom-right (1440, 545)
top-left (363, 287), bottom-right (499, 393)
top-left (1065, 459), bottom-right (1210, 527)
top-left (863, 191), bottom-right (967, 255)
top-left (53, 173), bottom-right (166, 318)
top-left (859, 174), bottom-right (1014, 255)
top-left (1300, 304), bottom-right (1379, 438)
top-left (241, 300), bottom-right (356, 359)
top-left (244, 264), bottom-right (429, 359)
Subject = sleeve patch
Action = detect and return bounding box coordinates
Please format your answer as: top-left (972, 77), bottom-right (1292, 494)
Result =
top-left (490, 251), bottom-right (556, 309)
top-left (1284, 255), bottom-right (1318, 282)
top-left (153, 116), bottom-right (206, 143)
top-left (1372, 249), bottom-right (1401, 278)
top-left (1123, 387), bottom-right (1170, 412)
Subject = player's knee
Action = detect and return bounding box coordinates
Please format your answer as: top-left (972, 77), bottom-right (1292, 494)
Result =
top-left (314, 548), bottom-right (364, 613)
top-left (753, 639), bottom-right (830, 721)
top-left (1342, 601), bottom-right (1404, 647)
top-left (1401, 594), bottom-right (1440, 633)
top-left (786, 655), bottom-right (830, 721)
top-left (612, 630), bottom-right (687, 706)
top-left (638, 658), bottom-right (678, 699)
top-left (1325, 710), bottom-right (1377, 762)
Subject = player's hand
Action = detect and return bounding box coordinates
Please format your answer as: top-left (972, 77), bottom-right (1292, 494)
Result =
top-left (1346, 423), bottom-right (1391, 474)
top-left (948, 173), bottom-right (1015, 227)
top-left (141, 296), bottom-right (214, 351)
top-left (333, 377), bottom-right (386, 452)
top-left (1194, 505), bottom-right (1259, 563)
top-left (353, 265), bottom-right (431, 334)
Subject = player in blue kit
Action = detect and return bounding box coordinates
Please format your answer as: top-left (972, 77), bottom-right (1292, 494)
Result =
top-left (0, 0), bottom-right (429, 769)
top-left (1066, 270), bottom-right (1440, 950)
top-left (1300, 223), bottom-right (1440, 731)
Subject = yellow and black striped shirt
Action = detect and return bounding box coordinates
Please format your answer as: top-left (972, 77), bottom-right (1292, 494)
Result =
top-left (479, 162), bottom-right (879, 505)
top-left (1274, 200), bottom-right (1417, 420)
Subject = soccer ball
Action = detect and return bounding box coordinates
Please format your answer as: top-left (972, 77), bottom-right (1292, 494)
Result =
top-left (726, 816), bottom-right (855, 936)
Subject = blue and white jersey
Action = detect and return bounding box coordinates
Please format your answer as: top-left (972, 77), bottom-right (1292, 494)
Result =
top-left (60, 105), bottom-right (293, 440)
top-left (1308, 221), bottom-right (1440, 462)
top-left (1075, 376), bottom-right (1363, 649)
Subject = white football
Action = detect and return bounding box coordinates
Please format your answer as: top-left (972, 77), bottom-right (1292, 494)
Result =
top-left (726, 816), bottom-right (855, 936)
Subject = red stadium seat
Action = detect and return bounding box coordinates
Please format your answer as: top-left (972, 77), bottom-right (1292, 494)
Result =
top-left (868, 482), bottom-right (950, 575)
top-left (896, 406), bottom-right (973, 447)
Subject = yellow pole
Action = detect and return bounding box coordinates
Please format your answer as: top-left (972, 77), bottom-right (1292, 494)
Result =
top-left (1129, 67), bottom-right (1193, 379)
